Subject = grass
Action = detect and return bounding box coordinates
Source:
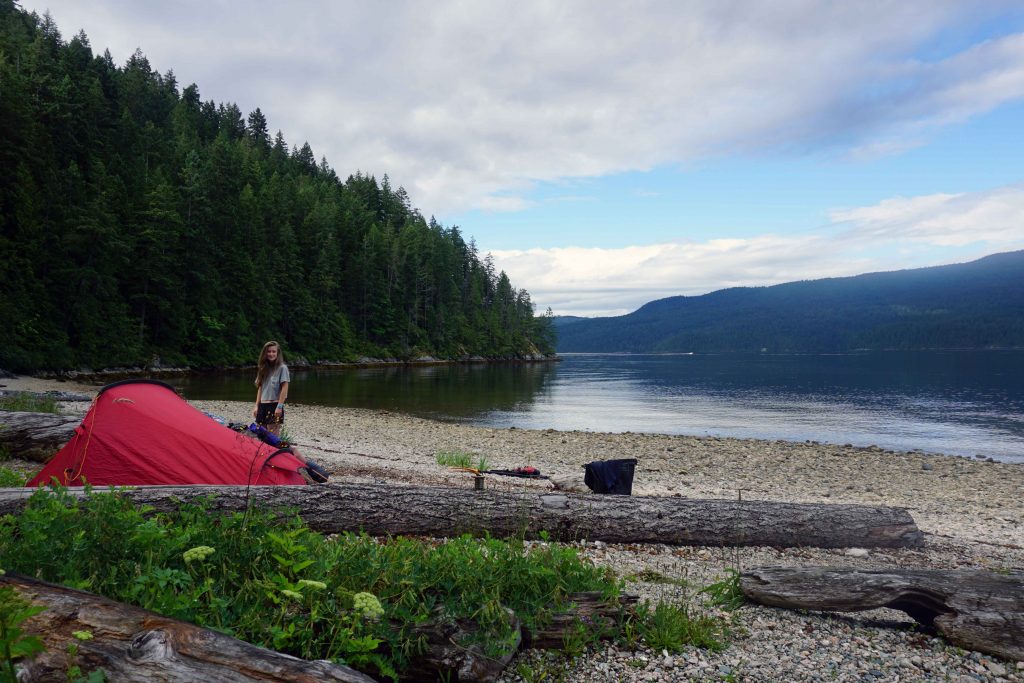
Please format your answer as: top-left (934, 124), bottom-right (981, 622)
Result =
top-left (0, 393), bottom-right (61, 414)
top-left (701, 569), bottom-right (745, 611)
top-left (0, 485), bottom-right (740, 679)
top-left (636, 599), bottom-right (730, 653)
top-left (0, 485), bottom-right (621, 680)
top-left (436, 449), bottom-right (489, 473)
top-left (0, 467), bottom-right (27, 487)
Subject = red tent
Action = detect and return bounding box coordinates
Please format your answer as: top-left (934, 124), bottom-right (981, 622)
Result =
top-left (27, 380), bottom-right (307, 487)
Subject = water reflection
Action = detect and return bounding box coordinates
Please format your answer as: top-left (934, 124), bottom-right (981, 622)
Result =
top-left (166, 351), bottom-right (1024, 462)
top-left (168, 362), bottom-right (557, 420)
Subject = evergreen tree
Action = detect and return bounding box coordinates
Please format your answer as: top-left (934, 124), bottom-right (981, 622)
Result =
top-left (0, 5), bottom-right (556, 372)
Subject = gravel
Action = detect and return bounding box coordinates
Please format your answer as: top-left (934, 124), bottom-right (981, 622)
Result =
top-left (4, 376), bottom-right (1021, 682)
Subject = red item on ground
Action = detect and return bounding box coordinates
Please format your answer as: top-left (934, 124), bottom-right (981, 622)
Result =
top-left (26, 380), bottom-right (306, 487)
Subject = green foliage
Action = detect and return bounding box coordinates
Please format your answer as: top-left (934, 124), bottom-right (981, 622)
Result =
top-left (0, 393), bottom-right (60, 414)
top-left (0, 6), bottom-right (555, 373)
top-left (636, 599), bottom-right (730, 653)
top-left (0, 487), bottom-right (621, 680)
top-left (0, 468), bottom-right (27, 488)
top-left (436, 450), bottom-right (488, 472)
top-left (701, 569), bottom-right (745, 611)
top-left (0, 583), bottom-right (47, 683)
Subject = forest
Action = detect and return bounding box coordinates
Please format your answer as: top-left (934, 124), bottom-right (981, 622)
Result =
top-left (0, 3), bottom-right (555, 373)
top-left (556, 250), bottom-right (1024, 353)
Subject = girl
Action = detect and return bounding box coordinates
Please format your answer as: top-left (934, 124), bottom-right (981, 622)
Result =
top-left (253, 340), bottom-right (289, 436)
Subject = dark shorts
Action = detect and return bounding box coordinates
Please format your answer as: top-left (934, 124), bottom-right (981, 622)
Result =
top-left (255, 402), bottom-right (284, 427)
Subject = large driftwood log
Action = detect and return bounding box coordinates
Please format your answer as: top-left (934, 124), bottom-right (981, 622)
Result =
top-left (0, 410), bottom-right (79, 462)
top-left (0, 482), bottom-right (923, 548)
top-left (740, 567), bottom-right (1024, 661)
top-left (1, 572), bottom-right (377, 682)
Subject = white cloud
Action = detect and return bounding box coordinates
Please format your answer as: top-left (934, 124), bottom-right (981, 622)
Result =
top-left (491, 184), bottom-right (1024, 315)
top-left (831, 185), bottom-right (1024, 246)
top-left (26, 1), bottom-right (1024, 213)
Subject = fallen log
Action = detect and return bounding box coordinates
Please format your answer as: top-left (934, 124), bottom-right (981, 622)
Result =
top-left (740, 567), bottom-right (1024, 661)
top-left (1, 572), bottom-right (377, 682)
top-left (0, 482), bottom-right (924, 548)
top-left (0, 410), bottom-right (79, 462)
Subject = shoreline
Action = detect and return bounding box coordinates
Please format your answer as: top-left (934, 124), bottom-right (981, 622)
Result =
top-left (2, 374), bottom-right (1022, 679)
top-left (27, 355), bottom-right (561, 381)
top-left (4, 374), bottom-right (1019, 547)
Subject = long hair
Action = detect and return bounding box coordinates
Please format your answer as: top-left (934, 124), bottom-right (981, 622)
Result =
top-left (255, 340), bottom-right (284, 387)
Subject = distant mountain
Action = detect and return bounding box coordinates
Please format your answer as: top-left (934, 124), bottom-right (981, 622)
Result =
top-left (556, 251), bottom-right (1024, 353)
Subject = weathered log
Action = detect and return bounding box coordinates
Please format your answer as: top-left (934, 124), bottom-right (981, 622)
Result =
top-left (402, 607), bottom-right (522, 682)
top-left (740, 567), bottom-right (1024, 661)
top-left (0, 482), bottom-right (923, 548)
top-left (1, 572), bottom-right (377, 682)
top-left (400, 591), bottom-right (638, 681)
top-left (526, 591), bottom-right (639, 649)
top-left (0, 410), bottom-right (79, 462)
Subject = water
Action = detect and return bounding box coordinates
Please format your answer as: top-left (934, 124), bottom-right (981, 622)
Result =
top-left (166, 350), bottom-right (1024, 463)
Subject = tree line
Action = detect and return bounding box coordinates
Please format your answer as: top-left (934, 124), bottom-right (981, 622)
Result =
top-left (0, 3), bottom-right (555, 373)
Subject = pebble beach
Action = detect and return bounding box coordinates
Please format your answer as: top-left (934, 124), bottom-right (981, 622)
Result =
top-left (3, 375), bottom-right (1022, 682)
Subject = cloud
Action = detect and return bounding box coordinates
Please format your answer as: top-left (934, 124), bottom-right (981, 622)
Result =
top-left (831, 185), bottom-right (1024, 246)
top-left (27, 1), bottom-right (1024, 213)
top-left (491, 183), bottom-right (1024, 315)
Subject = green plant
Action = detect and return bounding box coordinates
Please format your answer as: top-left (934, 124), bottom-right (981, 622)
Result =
top-left (701, 569), bottom-right (744, 610)
top-left (0, 393), bottom-right (61, 414)
top-left (436, 450), bottom-right (488, 473)
top-left (0, 582), bottom-right (47, 683)
top-left (65, 630), bottom-right (105, 682)
top-left (514, 654), bottom-right (567, 683)
top-left (0, 486), bottom-right (623, 681)
top-left (638, 600), bottom-right (729, 653)
top-left (0, 467), bottom-right (27, 488)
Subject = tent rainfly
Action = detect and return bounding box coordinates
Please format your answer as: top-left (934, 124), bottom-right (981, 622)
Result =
top-left (27, 380), bottom-right (307, 487)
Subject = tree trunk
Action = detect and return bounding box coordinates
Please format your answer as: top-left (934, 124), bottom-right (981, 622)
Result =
top-left (0, 483), bottom-right (924, 548)
top-left (1, 572), bottom-right (377, 683)
top-left (740, 567), bottom-right (1024, 661)
top-left (0, 411), bottom-right (80, 462)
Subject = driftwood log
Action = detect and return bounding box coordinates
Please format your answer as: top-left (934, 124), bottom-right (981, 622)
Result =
top-left (1, 572), bottom-right (376, 682)
top-left (0, 410), bottom-right (79, 462)
top-left (0, 483), bottom-right (923, 548)
top-left (3, 575), bottom-right (633, 682)
top-left (740, 567), bottom-right (1024, 661)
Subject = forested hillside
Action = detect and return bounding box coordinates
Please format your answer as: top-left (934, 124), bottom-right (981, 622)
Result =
top-left (557, 251), bottom-right (1024, 352)
top-left (0, 3), bottom-right (554, 373)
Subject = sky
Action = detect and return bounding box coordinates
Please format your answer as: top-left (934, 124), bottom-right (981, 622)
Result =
top-left (23, 0), bottom-right (1024, 316)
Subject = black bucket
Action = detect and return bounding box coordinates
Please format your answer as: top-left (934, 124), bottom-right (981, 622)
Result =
top-left (583, 458), bottom-right (637, 495)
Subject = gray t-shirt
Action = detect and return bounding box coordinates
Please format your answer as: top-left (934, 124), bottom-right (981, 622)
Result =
top-left (259, 364), bottom-right (290, 402)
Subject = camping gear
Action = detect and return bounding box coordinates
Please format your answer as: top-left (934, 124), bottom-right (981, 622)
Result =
top-left (484, 466), bottom-right (547, 479)
top-left (238, 422), bottom-right (330, 483)
top-left (303, 460), bottom-right (330, 483)
top-left (26, 380), bottom-right (307, 487)
top-left (583, 458), bottom-right (637, 495)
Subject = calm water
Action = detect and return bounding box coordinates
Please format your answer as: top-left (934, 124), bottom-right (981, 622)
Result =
top-left (167, 351), bottom-right (1024, 463)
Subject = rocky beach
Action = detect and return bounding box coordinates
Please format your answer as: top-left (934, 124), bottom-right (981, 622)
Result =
top-left (3, 375), bottom-right (1022, 682)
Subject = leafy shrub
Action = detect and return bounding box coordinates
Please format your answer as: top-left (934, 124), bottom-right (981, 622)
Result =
top-left (0, 467), bottom-right (26, 488)
top-left (0, 486), bottom-right (621, 680)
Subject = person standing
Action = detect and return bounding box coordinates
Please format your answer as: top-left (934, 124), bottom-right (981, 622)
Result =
top-left (253, 340), bottom-right (289, 436)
